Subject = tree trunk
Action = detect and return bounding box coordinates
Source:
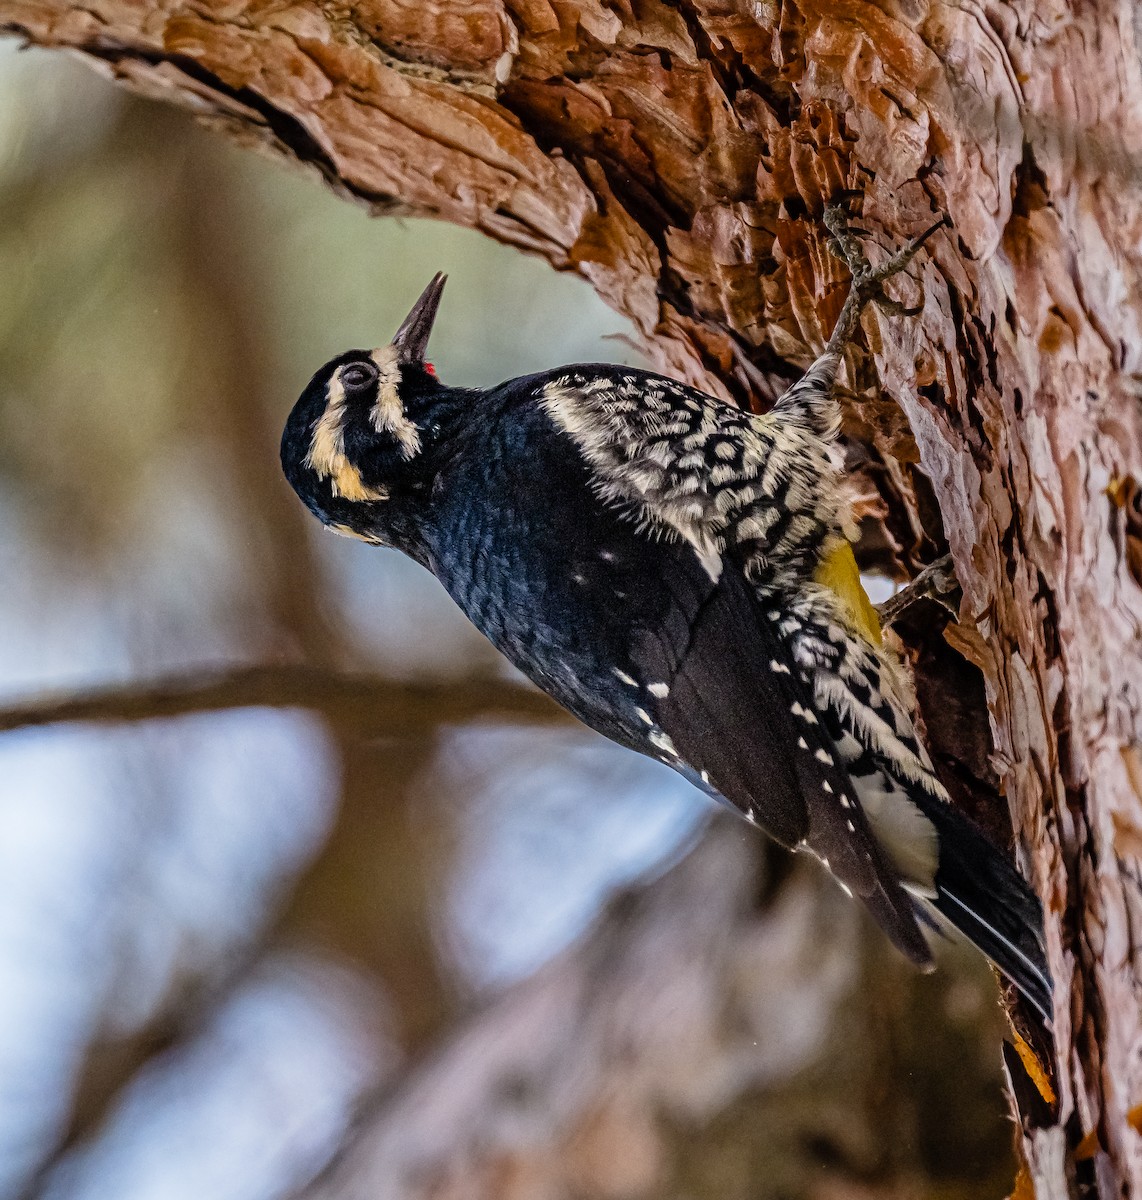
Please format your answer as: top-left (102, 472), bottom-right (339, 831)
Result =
top-left (4, 0), bottom-right (1141, 1193)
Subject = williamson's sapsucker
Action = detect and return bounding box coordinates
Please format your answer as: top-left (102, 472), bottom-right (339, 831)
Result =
top-left (280, 218), bottom-right (1052, 1024)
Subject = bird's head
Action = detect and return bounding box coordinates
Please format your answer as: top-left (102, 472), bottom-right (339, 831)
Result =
top-left (281, 273), bottom-right (451, 542)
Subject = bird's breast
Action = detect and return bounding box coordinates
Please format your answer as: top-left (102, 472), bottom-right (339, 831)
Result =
top-left (421, 416), bottom-right (682, 745)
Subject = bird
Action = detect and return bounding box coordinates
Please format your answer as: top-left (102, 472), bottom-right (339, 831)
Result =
top-left (280, 213), bottom-right (1052, 1024)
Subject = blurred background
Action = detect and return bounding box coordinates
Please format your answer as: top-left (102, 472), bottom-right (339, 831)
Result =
top-left (0, 43), bottom-right (1017, 1200)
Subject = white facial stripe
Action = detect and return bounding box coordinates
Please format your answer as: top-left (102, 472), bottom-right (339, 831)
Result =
top-left (305, 373), bottom-right (389, 503)
top-left (370, 346), bottom-right (421, 459)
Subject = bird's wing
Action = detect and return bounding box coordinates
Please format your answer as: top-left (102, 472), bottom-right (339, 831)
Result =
top-left (628, 550), bottom-right (933, 967)
top-left (538, 366), bottom-right (933, 964)
top-left (781, 590), bottom-right (944, 882)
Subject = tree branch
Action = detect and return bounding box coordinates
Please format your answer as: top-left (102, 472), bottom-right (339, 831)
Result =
top-left (0, 664), bottom-right (569, 736)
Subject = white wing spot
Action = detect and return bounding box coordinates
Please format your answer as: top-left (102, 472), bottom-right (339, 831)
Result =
top-left (840, 796), bottom-right (852, 809)
top-left (798, 737), bottom-right (808, 750)
top-left (822, 781), bottom-right (833, 794)
top-left (613, 669), bottom-right (637, 687)
top-left (769, 660), bottom-right (791, 675)
top-left (814, 749), bottom-right (833, 765)
top-left (635, 707), bottom-right (653, 725)
top-left (648, 682), bottom-right (670, 698)
top-left (650, 730), bottom-right (678, 757)
top-left (846, 820), bottom-right (856, 832)
top-left (692, 541), bottom-right (723, 583)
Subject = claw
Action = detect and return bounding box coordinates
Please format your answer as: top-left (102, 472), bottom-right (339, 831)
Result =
top-left (877, 553), bottom-right (960, 629)
top-left (822, 209), bottom-right (947, 355)
top-left (823, 202), bottom-right (859, 239)
top-left (875, 298), bottom-right (924, 319)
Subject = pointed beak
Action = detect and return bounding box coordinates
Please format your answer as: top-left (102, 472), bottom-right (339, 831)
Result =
top-left (391, 272), bottom-right (447, 364)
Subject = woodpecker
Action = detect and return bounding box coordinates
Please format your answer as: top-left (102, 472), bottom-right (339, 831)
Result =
top-left (280, 217), bottom-right (1052, 1023)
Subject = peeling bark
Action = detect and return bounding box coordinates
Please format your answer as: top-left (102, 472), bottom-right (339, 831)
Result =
top-left (4, 0), bottom-right (1142, 1192)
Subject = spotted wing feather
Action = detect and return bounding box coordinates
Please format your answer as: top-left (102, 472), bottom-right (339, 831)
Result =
top-left (538, 365), bottom-right (1044, 993)
top-left (631, 561), bottom-right (933, 966)
top-left (781, 601), bottom-right (1052, 1018)
top-left (539, 368), bottom-right (842, 586)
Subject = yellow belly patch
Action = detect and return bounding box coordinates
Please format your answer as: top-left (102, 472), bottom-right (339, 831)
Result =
top-left (814, 540), bottom-right (882, 644)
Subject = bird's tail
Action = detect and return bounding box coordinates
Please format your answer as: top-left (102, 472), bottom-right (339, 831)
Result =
top-left (914, 796), bottom-right (1053, 1024)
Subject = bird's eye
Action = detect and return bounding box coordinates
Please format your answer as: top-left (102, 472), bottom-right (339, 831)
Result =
top-left (341, 362), bottom-right (378, 394)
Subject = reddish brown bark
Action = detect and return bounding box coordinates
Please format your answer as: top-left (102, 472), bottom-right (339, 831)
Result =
top-left (3, 0), bottom-right (1141, 1193)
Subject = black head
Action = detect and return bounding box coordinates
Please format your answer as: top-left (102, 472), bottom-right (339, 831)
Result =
top-left (281, 273), bottom-right (450, 542)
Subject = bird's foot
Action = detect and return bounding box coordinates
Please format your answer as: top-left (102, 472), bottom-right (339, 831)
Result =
top-left (822, 204), bottom-right (947, 356)
top-left (875, 553), bottom-right (961, 630)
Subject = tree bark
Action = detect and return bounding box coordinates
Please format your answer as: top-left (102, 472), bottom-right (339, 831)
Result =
top-left (4, 0), bottom-right (1142, 1193)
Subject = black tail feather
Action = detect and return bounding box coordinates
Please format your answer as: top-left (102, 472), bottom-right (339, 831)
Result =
top-left (915, 797), bottom-right (1053, 1025)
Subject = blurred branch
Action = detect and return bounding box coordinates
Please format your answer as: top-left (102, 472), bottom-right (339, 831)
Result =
top-left (165, 102), bottom-right (342, 665)
top-left (296, 822), bottom-right (1012, 1200)
top-left (0, 664), bottom-right (569, 736)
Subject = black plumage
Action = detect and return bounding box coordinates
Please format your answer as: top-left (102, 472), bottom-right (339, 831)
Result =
top-left (280, 267), bottom-right (1052, 1024)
